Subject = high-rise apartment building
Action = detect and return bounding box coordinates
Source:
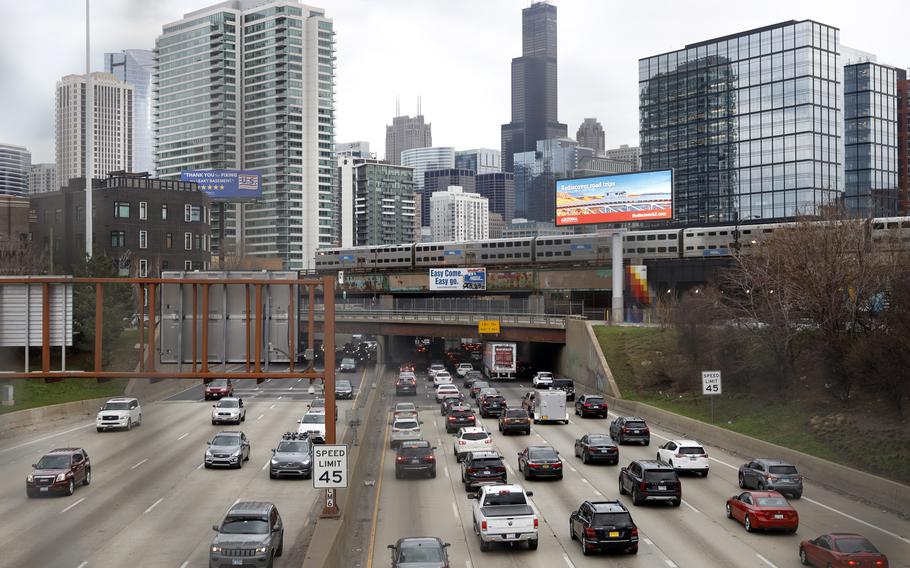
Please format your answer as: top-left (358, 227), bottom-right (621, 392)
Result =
top-left (386, 114), bottom-right (432, 165)
top-left (430, 186), bottom-right (488, 242)
top-left (899, 71), bottom-right (909, 214)
top-left (0, 144), bottom-right (31, 197)
top-left (421, 168), bottom-right (475, 227)
top-left (155, 1), bottom-right (336, 270)
top-left (105, 49), bottom-right (155, 175)
top-left (576, 118), bottom-right (605, 157)
top-left (501, 2), bottom-right (567, 172)
top-left (352, 160), bottom-right (416, 246)
top-left (843, 59), bottom-right (901, 216)
top-left (29, 163), bottom-right (57, 194)
top-left (455, 149), bottom-right (501, 174)
top-left (514, 138), bottom-right (593, 222)
top-left (400, 146), bottom-right (455, 194)
top-left (640, 20), bottom-right (843, 224)
top-left (603, 144), bottom-right (641, 169)
top-left (56, 72), bottom-right (133, 190)
top-left (476, 172), bottom-right (515, 223)
top-left (488, 212), bottom-right (505, 238)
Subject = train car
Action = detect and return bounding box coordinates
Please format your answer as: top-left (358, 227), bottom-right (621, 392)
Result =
top-left (414, 242), bottom-right (467, 267)
top-left (533, 234), bottom-right (598, 265)
top-left (371, 244), bottom-right (414, 269)
top-left (466, 237), bottom-right (533, 266)
top-left (314, 246), bottom-right (376, 271)
top-left (871, 216), bottom-right (910, 249)
top-left (681, 223), bottom-right (782, 258)
top-left (623, 229), bottom-right (683, 260)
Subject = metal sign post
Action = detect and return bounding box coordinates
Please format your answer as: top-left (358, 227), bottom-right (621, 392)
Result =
top-left (701, 370), bottom-right (722, 423)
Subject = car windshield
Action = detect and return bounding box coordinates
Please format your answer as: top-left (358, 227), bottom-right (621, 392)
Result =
top-left (399, 445), bottom-right (430, 457)
top-left (625, 421), bottom-right (647, 429)
top-left (485, 396), bottom-right (504, 403)
top-left (587, 435), bottom-right (613, 444)
top-left (342, 358), bottom-right (356, 365)
top-left (484, 492), bottom-right (527, 506)
top-left (395, 421), bottom-right (418, 429)
top-left (430, 365), bottom-right (445, 370)
top-left (538, 372), bottom-right (552, 378)
top-left (451, 409), bottom-right (472, 417)
top-left (217, 400), bottom-right (239, 408)
top-left (471, 458), bottom-right (502, 468)
top-left (302, 414), bottom-right (325, 424)
top-left (553, 380), bottom-right (573, 387)
top-left (505, 410), bottom-right (527, 418)
top-left (444, 396), bottom-right (461, 403)
top-left (36, 455), bottom-right (70, 469)
top-left (644, 470), bottom-right (677, 482)
top-left (397, 543), bottom-right (444, 562)
top-left (768, 465), bottom-right (798, 475)
top-left (209, 380), bottom-right (228, 387)
top-left (593, 513), bottom-right (633, 527)
top-left (336, 381), bottom-right (352, 389)
top-left (679, 446), bottom-right (705, 455)
top-left (473, 382), bottom-right (488, 389)
top-left (310, 399), bottom-right (326, 408)
top-left (220, 517), bottom-right (269, 535)
top-left (277, 441), bottom-right (310, 453)
top-left (102, 402), bottom-right (130, 410)
top-left (586, 397), bottom-right (604, 403)
top-left (211, 435), bottom-right (239, 446)
top-left (756, 497), bottom-right (789, 507)
top-left (834, 538), bottom-right (879, 553)
top-left (395, 404), bottom-right (416, 412)
top-left (462, 432), bottom-right (488, 441)
top-left (531, 449), bottom-right (558, 460)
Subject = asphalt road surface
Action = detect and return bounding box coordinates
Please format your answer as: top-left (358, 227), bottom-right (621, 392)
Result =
top-left (0, 365), bottom-right (368, 568)
top-left (367, 372), bottom-right (910, 568)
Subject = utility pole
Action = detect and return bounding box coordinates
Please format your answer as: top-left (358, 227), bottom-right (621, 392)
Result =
top-left (84, 0), bottom-right (94, 258)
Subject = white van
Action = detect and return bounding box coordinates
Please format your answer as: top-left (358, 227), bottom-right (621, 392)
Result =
top-left (532, 389), bottom-right (567, 424)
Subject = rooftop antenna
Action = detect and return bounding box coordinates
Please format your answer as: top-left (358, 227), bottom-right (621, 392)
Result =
top-left (84, 0), bottom-right (93, 258)
top-left (417, 96), bottom-right (422, 116)
top-left (395, 98), bottom-right (400, 117)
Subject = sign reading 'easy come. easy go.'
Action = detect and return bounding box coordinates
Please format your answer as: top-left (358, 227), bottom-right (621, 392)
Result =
top-left (429, 268), bottom-right (486, 291)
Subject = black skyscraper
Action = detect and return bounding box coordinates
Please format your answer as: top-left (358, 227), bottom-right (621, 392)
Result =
top-left (501, 2), bottom-right (567, 172)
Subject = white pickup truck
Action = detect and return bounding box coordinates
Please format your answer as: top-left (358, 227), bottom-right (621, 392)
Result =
top-left (470, 484), bottom-right (539, 551)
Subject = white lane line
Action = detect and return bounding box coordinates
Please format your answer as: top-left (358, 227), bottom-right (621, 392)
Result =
top-left (269, 404), bottom-right (276, 409)
top-left (464, 561), bottom-right (471, 568)
top-left (277, 395), bottom-right (283, 400)
top-left (0, 422), bottom-right (93, 454)
top-left (289, 387), bottom-right (294, 391)
top-left (681, 499), bottom-right (700, 513)
top-left (594, 489), bottom-right (604, 497)
top-left (643, 537), bottom-right (654, 546)
top-left (444, 467), bottom-right (450, 479)
top-left (196, 463), bottom-right (204, 470)
top-left (177, 433), bottom-right (189, 441)
top-left (233, 498), bottom-right (241, 506)
top-left (505, 463), bottom-right (514, 475)
top-left (756, 553), bottom-right (779, 568)
top-left (179, 562), bottom-right (189, 568)
top-left (261, 460), bottom-right (270, 471)
top-left (144, 498), bottom-right (163, 514)
top-left (77, 562), bottom-right (88, 568)
top-left (61, 497), bottom-right (85, 513)
top-left (451, 502), bottom-right (459, 520)
top-left (581, 478), bottom-right (591, 485)
top-left (802, 497), bottom-right (910, 544)
top-left (130, 458), bottom-right (149, 470)
top-left (665, 560), bottom-right (678, 568)
top-left (567, 464), bottom-right (577, 472)
top-left (710, 457), bottom-right (738, 470)
top-left (297, 378), bottom-right (302, 382)
top-left (562, 553), bottom-right (576, 568)
top-left (256, 414), bottom-right (264, 421)
top-left (266, 379), bottom-right (271, 382)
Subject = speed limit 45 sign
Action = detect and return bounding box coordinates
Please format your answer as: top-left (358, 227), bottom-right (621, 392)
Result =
top-left (313, 444), bottom-right (348, 488)
top-left (701, 371), bottom-right (722, 395)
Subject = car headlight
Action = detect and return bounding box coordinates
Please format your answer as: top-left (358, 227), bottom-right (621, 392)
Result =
top-left (56, 473), bottom-right (68, 482)
top-left (211, 546), bottom-right (222, 553)
top-left (255, 546), bottom-right (269, 553)
top-left (232, 450), bottom-right (241, 457)
top-left (302, 458), bottom-right (311, 465)
top-left (206, 449), bottom-right (214, 456)
top-left (271, 458), bottom-right (279, 464)
top-left (26, 474), bottom-right (33, 482)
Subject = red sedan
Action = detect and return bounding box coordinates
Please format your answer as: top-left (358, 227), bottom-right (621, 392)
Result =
top-left (799, 533), bottom-right (888, 567)
top-left (725, 491), bottom-right (798, 533)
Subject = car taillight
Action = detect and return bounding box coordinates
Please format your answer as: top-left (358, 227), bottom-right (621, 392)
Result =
top-left (424, 455), bottom-right (435, 461)
top-left (846, 562), bottom-right (858, 567)
top-left (533, 517), bottom-right (538, 529)
top-left (553, 462), bottom-right (562, 468)
top-left (484, 438), bottom-right (492, 444)
top-left (467, 467), bottom-right (477, 473)
top-left (874, 560), bottom-right (885, 566)
top-left (639, 481), bottom-right (647, 491)
top-left (467, 415), bottom-right (475, 420)
top-left (396, 456), bottom-right (406, 462)
top-left (766, 475), bottom-right (778, 481)
top-left (585, 527), bottom-right (597, 538)
top-left (622, 427), bottom-right (630, 433)
top-left (495, 467), bottom-right (505, 472)
top-left (447, 416), bottom-right (456, 421)
top-left (631, 527), bottom-right (638, 537)
top-left (643, 428), bottom-right (650, 433)
top-left (584, 403), bottom-right (592, 407)
top-left (481, 520), bottom-right (487, 531)
top-left (458, 440), bottom-right (466, 445)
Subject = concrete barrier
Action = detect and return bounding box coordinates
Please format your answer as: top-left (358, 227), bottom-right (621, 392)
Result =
top-left (0, 397), bottom-right (111, 432)
top-left (604, 396), bottom-right (910, 515)
top-left (558, 319), bottom-right (620, 398)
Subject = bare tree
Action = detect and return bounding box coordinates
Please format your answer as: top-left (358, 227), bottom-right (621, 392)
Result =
top-left (0, 241), bottom-right (48, 275)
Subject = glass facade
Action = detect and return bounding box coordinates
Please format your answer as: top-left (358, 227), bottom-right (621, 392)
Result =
top-left (639, 20), bottom-right (843, 224)
top-left (353, 162), bottom-right (415, 246)
top-left (476, 172), bottom-right (515, 223)
top-left (0, 144), bottom-right (31, 197)
top-left (421, 168), bottom-right (475, 227)
top-left (514, 138), bottom-right (593, 222)
top-left (106, 50), bottom-right (155, 175)
top-left (844, 62), bottom-right (900, 216)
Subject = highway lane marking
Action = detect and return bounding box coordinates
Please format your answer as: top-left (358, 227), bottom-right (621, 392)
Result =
top-left (802, 497), bottom-right (910, 544)
top-left (177, 433), bottom-right (189, 441)
top-left (464, 561), bottom-right (471, 568)
top-left (581, 478), bottom-right (591, 485)
top-left (0, 422), bottom-right (93, 454)
top-left (196, 463), bottom-right (204, 470)
top-left (562, 553), bottom-right (576, 567)
top-left (505, 463), bottom-right (514, 475)
top-left (681, 499), bottom-right (700, 513)
top-left (77, 562), bottom-right (88, 568)
top-left (444, 467), bottom-right (449, 479)
top-left (269, 404), bottom-right (276, 409)
top-left (130, 458), bottom-right (149, 470)
top-left (61, 497), bottom-right (85, 513)
top-left (143, 498), bottom-right (163, 514)
top-left (709, 457), bottom-right (738, 470)
top-left (756, 553), bottom-right (779, 568)
top-left (256, 414), bottom-right (265, 421)
top-left (261, 460), bottom-right (270, 471)
top-left (594, 489), bottom-right (604, 497)
top-left (277, 395), bottom-right (283, 400)
top-left (665, 560), bottom-right (679, 568)
top-left (451, 502), bottom-right (459, 520)
top-left (643, 537), bottom-right (654, 545)
top-left (179, 562), bottom-right (189, 568)
top-left (567, 464), bottom-right (577, 472)
top-left (365, 409), bottom-right (392, 568)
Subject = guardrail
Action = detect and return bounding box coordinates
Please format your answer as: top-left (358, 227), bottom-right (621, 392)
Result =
top-left (326, 308), bottom-right (574, 328)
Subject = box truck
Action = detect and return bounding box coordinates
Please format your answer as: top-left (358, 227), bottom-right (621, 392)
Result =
top-left (483, 342), bottom-right (517, 380)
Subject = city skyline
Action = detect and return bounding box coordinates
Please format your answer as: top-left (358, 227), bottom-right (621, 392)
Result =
top-left (1, 0), bottom-right (906, 165)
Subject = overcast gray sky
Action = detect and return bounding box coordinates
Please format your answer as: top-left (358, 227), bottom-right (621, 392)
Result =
top-left (1, 0), bottom-right (906, 163)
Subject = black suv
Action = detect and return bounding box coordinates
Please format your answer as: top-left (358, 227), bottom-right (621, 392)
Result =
top-left (575, 394), bottom-right (608, 418)
top-left (395, 440), bottom-right (437, 479)
top-left (461, 451), bottom-right (506, 491)
top-left (445, 405), bottom-right (476, 433)
top-left (569, 500), bottom-right (638, 555)
top-left (552, 378), bottom-right (575, 401)
top-left (609, 416), bottom-right (651, 446)
top-left (479, 395), bottom-right (506, 418)
top-left (618, 460), bottom-right (681, 506)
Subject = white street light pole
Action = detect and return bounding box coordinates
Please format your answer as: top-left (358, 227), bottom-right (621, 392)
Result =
top-left (84, 0), bottom-right (94, 258)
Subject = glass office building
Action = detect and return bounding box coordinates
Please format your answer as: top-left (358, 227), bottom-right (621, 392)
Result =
top-left (106, 49), bottom-right (155, 176)
top-left (639, 20), bottom-right (843, 224)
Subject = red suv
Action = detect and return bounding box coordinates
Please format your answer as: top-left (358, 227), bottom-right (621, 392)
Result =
top-left (204, 379), bottom-right (234, 400)
top-left (26, 448), bottom-right (91, 497)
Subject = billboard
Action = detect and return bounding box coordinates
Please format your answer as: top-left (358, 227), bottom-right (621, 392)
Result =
top-left (429, 268), bottom-right (486, 291)
top-left (555, 169), bottom-right (673, 226)
top-left (180, 170), bottom-right (262, 201)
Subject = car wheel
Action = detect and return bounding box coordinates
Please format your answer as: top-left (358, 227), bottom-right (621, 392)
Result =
top-left (792, 492), bottom-right (802, 500)
top-left (126, 419), bottom-right (131, 431)
top-left (479, 538), bottom-right (490, 552)
top-left (618, 478), bottom-right (627, 495)
top-left (525, 429), bottom-right (531, 435)
top-left (725, 503), bottom-right (733, 519)
top-left (241, 414), bottom-right (245, 422)
top-left (581, 538), bottom-right (591, 555)
top-left (430, 468), bottom-right (436, 479)
top-left (269, 471), bottom-right (277, 479)
top-left (237, 459), bottom-right (243, 469)
top-left (528, 538), bottom-right (538, 551)
top-left (276, 537), bottom-right (283, 557)
top-left (738, 473), bottom-right (746, 488)
top-left (265, 551), bottom-right (274, 568)
top-left (137, 414), bottom-right (142, 426)
top-left (212, 421), bottom-right (217, 426)
top-left (83, 469), bottom-right (91, 486)
top-left (799, 547), bottom-right (809, 565)
top-left (672, 499), bottom-right (681, 507)
top-left (569, 523), bottom-right (577, 540)
top-left (96, 427), bottom-right (103, 432)
top-left (395, 469), bottom-right (402, 480)
top-left (66, 479), bottom-right (75, 496)
top-left (26, 488), bottom-right (36, 498)
top-left (204, 463), bottom-right (211, 469)
top-left (582, 452), bottom-right (588, 464)
top-left (744, 514), bottom-right (753, 532)
top-left (758, 481), bottom-right (766, 491)
top-left (628, 545), bottom-right (638, 555)
top-left (703, 469), bottom-right (709, 477)
top-left (632, 488), bottom-right (642, 505)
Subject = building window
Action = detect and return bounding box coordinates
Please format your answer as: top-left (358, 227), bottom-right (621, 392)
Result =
top-left (139, 230), bottom-right (147, 249)
top-left (161, 260), bottom-right (169, 270)
top-left (76, 206), bottom-right (84, 221)
top-left (184, 260), bottom-right (193, 271)
top-left (194, 233), bottom-right (202, 250)
top-left (139, 201), bottom-right (147, 220)
top-left (161, 204), bottom-right (168, 220)
top-left (184, 232), bottom-right (192, 251)
top-left (165, 232), bottom-right (173, 249)
top-left (110, 231), bottom-right (125, 248)
top-left (138, 259), bottom-right (149, 278)
top-left (185, 204), bottom-right (201, 222)
top-left (114, 201), bottom-right (130, 219)
top-left (55, 209), bottom-right (63, 224)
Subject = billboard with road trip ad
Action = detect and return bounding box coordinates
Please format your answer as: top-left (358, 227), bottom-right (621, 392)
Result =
top-left (429, 268), bottom-right (487, 291)
top-left (555, 169), bottom-right (673, 226)
top-left (180, 170), bottom-right (262, 201)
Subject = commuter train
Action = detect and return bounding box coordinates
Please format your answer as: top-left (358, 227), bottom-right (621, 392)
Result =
top-left (314, 217), bottom-right (910, 272)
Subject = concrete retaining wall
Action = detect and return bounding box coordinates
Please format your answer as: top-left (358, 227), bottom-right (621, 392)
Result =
top-left (604, 396), bottom-right (910, 514)
top-left (558, 319), bottom-right (620, 398)
top-left (0, 397), bottom-right (111, 431)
